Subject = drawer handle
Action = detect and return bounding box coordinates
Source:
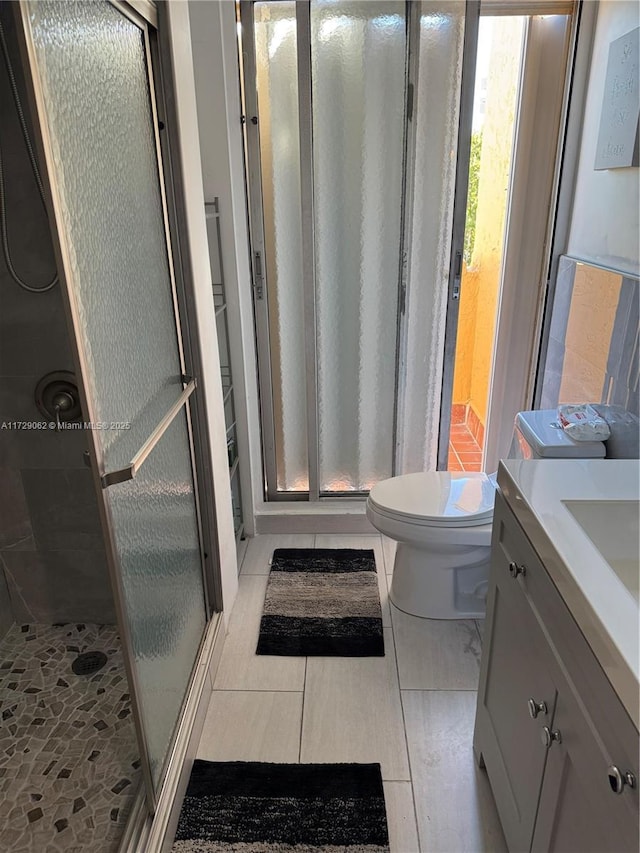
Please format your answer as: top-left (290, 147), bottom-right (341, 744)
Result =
top-left (508, 560), bottom-right (526, 578)
top-left (541, 726), bottom-right (562, 748)
top-left (607, 765), bottom-right (637, 794)
top-left (528, 698), bottom-right (547, 719)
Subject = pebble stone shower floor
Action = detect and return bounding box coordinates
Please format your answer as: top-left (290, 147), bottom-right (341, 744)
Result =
top-left (0, 623), bottom-right (140, 852)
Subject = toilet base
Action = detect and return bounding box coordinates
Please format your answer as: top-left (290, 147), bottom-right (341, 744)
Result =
top-left (389, 541), bottom-right (491, 619)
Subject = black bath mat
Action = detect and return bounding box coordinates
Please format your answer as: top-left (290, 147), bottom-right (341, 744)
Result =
top-left (171, 760), bottom-right (390, 852)
top-left (256, 548), bottom-right (384, 656)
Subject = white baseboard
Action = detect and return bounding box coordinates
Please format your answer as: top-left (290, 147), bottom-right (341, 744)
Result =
top-left (255, 513), bottom-right (377, 534)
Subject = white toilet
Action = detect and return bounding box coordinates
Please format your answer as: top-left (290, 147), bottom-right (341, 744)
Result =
top-left (366, 408), bottom-right (634, 620)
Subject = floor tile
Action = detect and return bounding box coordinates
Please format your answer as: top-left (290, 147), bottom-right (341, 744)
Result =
top-left (457, 452), bottom-right (483, 463)
top-left (449, 435), bottom-right (469, 445)
top-left (240, 534), bottom-right (315, 575)
top-left (315, 534), bottom-right (391, 628)
top-left (391, 604), bottom-right (481, 690)
top-left (383, 781), bottom-right (420, 853)
top-left (213, 576), bottom-right (306, 691)
top-left (403, 691), bottom-right (507, 853)
top-left (0, 624), bottom-right (138, 853)
top-left (451, 404), bottom-right (467, 424)
top-left (452, 427), bottom-right (479, 438)
top-left (450, 422), bottom-right (486, 472)
top-left (301, 628), bottom-right (410, 780)
top-left (452, 439), bottom-right (481, 451)
top-left (463, 462), bottom-right (483, 472)
top-left (475, 618), bottom-right (485, 644)
top-left (198, 690), bottom-right (303, 763)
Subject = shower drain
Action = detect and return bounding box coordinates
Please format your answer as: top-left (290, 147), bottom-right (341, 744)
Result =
top-left (72, 651), bottom-right (108, 676)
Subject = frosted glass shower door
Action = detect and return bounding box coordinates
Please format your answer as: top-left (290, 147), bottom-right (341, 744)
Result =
top-left (252, 2), bottom-right (308, 493)
top-left (21, 0), bottom-right (207, 802)
top-left (311, 0), bottom-right (407, 493)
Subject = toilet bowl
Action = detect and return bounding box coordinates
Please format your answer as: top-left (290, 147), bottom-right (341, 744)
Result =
top-left (367, 407), bottom-right (635, 619)
top-left (367, 471), bottom-right (496, 619)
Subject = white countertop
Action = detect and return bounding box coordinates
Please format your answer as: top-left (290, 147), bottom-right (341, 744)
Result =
top-left (498, 458), bottom-right (639, 726)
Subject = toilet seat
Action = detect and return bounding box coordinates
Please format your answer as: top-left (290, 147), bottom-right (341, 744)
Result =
top-left (368, 471), bottom-right (497, 528)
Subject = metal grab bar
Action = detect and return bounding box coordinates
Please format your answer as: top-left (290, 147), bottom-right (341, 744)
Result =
top-left (101, 379), bottom-right (197, 488)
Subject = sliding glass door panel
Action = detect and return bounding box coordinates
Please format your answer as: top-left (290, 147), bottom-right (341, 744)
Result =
top-left (23, 0), bottom-right (207, 798)
top-left (27, 0), bottom-right (183, 474)
top-left (397, 1), bottom-right (469, 474)
top-left (106, 410), bottom-right (205, 784)
top-left (310, 0), bottom-right (406, 492)
top-left (254, 2), bottom-right (308, 492)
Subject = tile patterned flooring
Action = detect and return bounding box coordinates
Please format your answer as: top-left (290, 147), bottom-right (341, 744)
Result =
top-left (0, 623), bottom-right (140, 853)
top-left (197, 533), bottom-right (507, 853)
top-left (448, 423), bottom-right (484, 472)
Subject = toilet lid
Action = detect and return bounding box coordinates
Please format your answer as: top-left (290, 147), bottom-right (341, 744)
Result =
top-left (368, 472), bottom-right (496, 527)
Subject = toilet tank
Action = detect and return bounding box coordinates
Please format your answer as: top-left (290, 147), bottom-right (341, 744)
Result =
top-left (507, 410), bottom-right (607, 459)
top-left (593, 405), bottom-right (640, 459)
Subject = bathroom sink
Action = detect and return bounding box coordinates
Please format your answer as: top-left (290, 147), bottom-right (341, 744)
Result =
top-left (562, 500), bottom-right (640, 602)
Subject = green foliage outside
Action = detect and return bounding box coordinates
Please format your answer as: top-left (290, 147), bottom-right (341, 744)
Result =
top-left (464, 131), bottom-right (483, 266)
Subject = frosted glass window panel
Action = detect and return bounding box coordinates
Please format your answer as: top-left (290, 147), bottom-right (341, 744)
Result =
top-left (398, 2), bottom-right (466, 474)
top-left (311, 0), bottom-right (406, 492)
top-left (27, 0), bottom-right (183, 474)
top-left (255, 3), bottom-right (308, 492)
top-left (26, 0), bottom-right (207, 790)
top-left (106, 411), bottom-right (205, 786)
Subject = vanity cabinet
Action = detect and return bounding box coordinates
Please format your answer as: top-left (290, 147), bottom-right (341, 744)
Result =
top-left (474, 491), bottom-right (639, 853)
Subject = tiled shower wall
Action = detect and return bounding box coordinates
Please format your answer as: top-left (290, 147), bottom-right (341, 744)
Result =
top-left (0, 6), bottom-right (113, 633)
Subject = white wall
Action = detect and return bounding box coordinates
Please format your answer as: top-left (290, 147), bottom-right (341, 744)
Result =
top-left (188, 0), bottom-right (262, 531)
top-left (166, 0), bottom-right (238, 621)
top-left (567, 0), bottom-right (640, 275)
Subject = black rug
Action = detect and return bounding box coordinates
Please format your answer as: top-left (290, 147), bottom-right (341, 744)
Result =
top-left (171, 760), bottom-right (390, 852)
top-left (256, 549), bottom-right (384, 657)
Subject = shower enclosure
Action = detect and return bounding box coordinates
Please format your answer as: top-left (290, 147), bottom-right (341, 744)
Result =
top-left (0, 1), bottom-right (221, 849)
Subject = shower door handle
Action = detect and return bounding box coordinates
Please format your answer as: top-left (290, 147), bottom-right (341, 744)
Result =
top-left (452, 251), bottom-right (462, 300)
top-left (253, 250), bottom-right (264, 300)
top-left (100, 378), bottom-right (197, 488)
